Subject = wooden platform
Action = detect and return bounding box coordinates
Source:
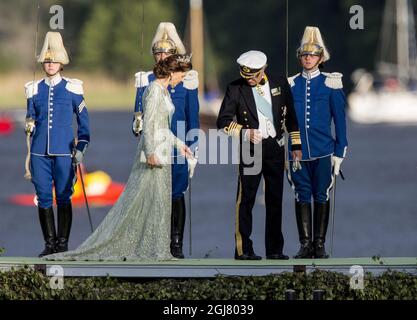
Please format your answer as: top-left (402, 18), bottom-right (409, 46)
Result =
top-left (0, 257), bottom-right (415, 278)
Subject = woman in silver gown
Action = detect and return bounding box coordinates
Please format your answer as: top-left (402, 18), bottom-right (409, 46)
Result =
top-left (43, 55), bottom-right (193, 261)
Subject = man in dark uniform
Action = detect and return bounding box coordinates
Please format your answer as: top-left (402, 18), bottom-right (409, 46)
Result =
top-left (24, 32), bottom-right (90, 257)
top-left (217, 50), bottom-right (302, 260)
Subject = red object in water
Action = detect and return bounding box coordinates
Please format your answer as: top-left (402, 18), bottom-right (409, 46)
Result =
top-left (0, 116), bottom-right (14, 135)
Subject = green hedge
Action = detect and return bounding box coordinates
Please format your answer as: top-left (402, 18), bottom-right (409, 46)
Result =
top-left (0, 266), bottom-right (416, 300)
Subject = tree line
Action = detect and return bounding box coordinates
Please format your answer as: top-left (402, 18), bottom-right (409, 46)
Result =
top-left (0, 0), bottom-right (396, 92)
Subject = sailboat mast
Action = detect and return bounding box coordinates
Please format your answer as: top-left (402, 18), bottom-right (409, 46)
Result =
top-left (397, 0), bottom-right (410, 84)
top-left (190, 0), bottom-right (205, 97)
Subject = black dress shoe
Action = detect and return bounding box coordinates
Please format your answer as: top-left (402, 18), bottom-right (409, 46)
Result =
top-left (234, 253), bottom-right (262, 260)
top-left (266, 254), bottom-right (289, 260)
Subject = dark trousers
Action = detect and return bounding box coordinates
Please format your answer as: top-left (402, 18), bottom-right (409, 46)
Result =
top-left (235, 137), bottom-right (285, 256)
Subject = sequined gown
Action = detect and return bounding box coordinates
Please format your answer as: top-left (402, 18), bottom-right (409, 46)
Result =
top-left (43, 81), bottom-right (184, 261)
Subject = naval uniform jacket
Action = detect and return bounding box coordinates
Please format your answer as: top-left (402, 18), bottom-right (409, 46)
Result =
top-left (216, 74), bottom-right (301, 151)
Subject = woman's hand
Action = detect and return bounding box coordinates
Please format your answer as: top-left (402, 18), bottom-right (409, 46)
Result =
top-left (180, 145), bottom-right (194, 159)
top-left (146, 154), bottom-right (161, 168)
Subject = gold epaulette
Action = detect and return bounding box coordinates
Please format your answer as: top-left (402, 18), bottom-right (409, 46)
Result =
top-left (223, 121), bottom-right (243, 137)
top-left (289, 131), bottom-right (301, 145)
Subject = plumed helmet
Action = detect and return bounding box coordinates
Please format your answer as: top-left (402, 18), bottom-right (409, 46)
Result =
top-left (296, 26), bottom-right (330, 62)
top-left (151, 22), bottom-right (186, 55)
top-left (38, 31), bottom-right (69, 65)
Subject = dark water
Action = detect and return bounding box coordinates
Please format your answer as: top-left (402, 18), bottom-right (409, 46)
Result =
top-left (1, 111), bottom-right (416, 258)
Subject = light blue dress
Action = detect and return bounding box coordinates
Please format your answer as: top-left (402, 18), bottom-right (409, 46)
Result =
top-left (43, 81), bottom-right (184, 261)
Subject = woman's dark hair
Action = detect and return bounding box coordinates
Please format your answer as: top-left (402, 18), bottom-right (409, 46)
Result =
top-left (153, 54), bottom-right (192, 79)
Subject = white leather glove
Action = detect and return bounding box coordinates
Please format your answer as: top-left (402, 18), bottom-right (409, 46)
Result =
top-left (188, 156), bottom-right (197, 178)
top-left (132, 112), bottom-right (143, 136)
top-left (332, 156), bottom-right (344, 176)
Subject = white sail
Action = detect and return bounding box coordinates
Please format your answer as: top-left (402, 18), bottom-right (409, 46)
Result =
top-left (349, 0), bottom-right (417, 124)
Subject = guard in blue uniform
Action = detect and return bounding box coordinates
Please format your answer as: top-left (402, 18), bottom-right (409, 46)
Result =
top-left (287, 26), bottom-right (348, 258)
top-left (24, 32), bottom-right (90, 257)
top-left (132, 22), bottom-right (199, 258)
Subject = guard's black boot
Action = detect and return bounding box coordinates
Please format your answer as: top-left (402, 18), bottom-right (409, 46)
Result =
top-left (294, 201), bottom-right (313, 258)
top-left (56, 203), bottom-right (73, 253)
top-left (170, 196), bottom-right (186, 259)
top-left (38, 207), bottom-right (57, 257)
top-left (313, 201), bottom-right (330, 259)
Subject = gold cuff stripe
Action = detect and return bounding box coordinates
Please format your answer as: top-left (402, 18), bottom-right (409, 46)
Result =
top-left (290, 131), bottom-right (301, 144)
top-left (291, 138), bottom-right (302, 145)
top-left (224, 121), bottom-right (242, 137)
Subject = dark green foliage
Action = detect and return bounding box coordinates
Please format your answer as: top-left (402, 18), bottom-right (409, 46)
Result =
top-left (0, 0), bottom-right (397, 90)
top-left (2, 0), bottom-right (413, 95)
top-left (76, 0), bottom-right (179, 80)
top-left (0, 267), bottom-right (415, 300)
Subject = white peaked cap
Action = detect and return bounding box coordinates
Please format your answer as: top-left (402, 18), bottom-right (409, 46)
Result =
top-left (236, 50), bottom-right (267, 69)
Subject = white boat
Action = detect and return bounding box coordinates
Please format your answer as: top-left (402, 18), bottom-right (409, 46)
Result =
top-left (348, 0), bottom-right (417, 124)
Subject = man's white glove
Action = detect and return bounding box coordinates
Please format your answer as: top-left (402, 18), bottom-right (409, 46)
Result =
top-left (132, 112), bottom-right (143, 136)
top-left (331, 156), bottom-right (344, 176)
top-left (188, 156), bottom-right (197, 178)
top-left (72, 150), bottom-right (84, 166)
top-left (25, 118), bottom-right (35, 136)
